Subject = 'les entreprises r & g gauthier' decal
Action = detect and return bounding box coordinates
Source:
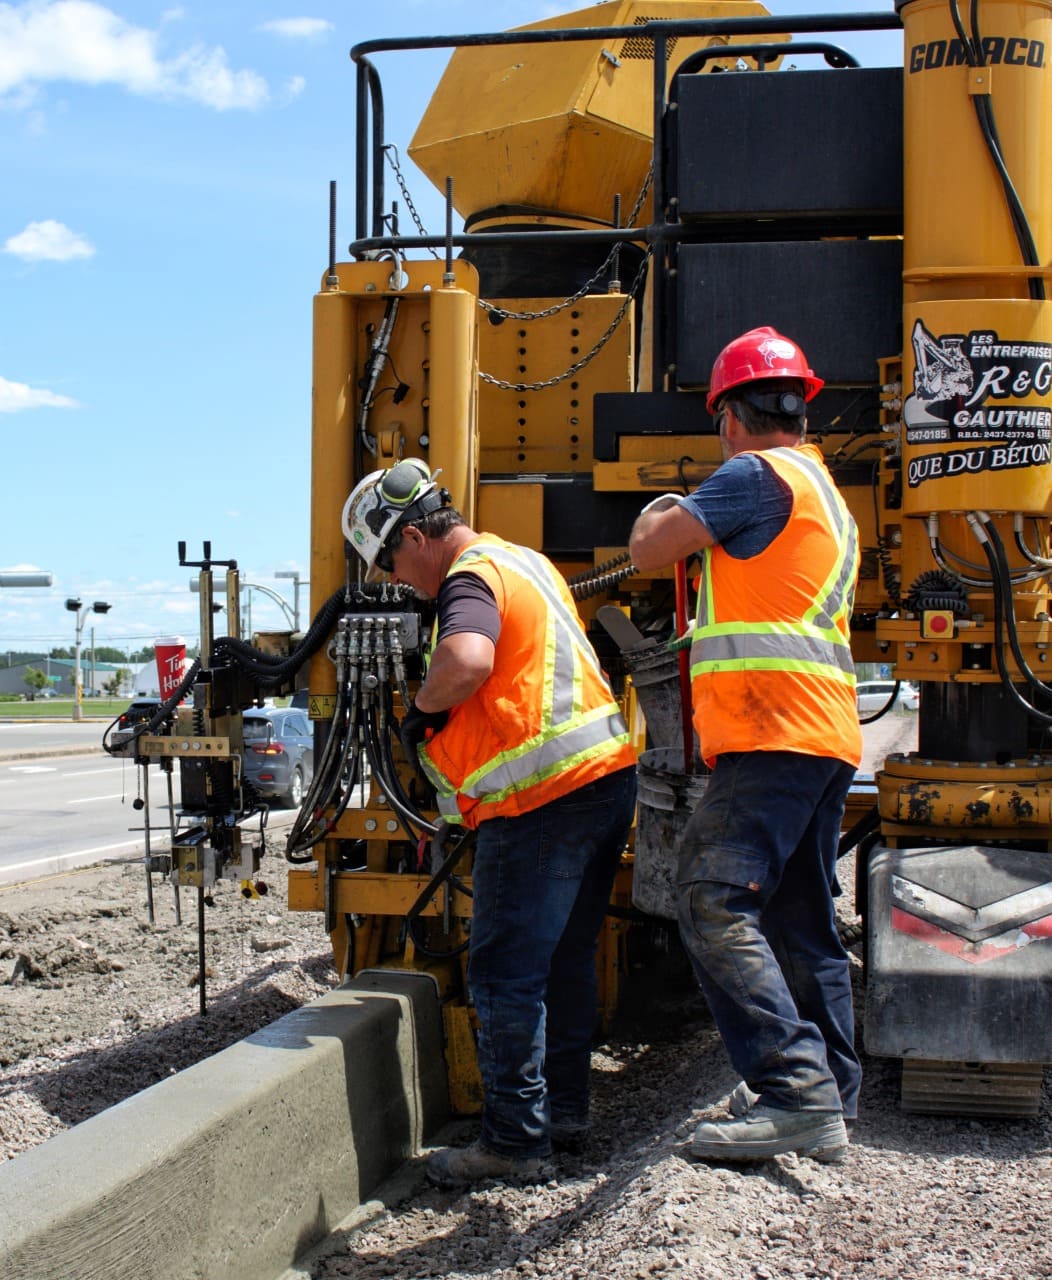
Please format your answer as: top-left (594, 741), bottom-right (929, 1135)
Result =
top-left (903, 320), bottom-right (1052, 487)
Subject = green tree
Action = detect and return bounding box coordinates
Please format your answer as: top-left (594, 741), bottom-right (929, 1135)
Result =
top-left (94, 646), bottom-right (129, 664)
top-left (103, 668), bottom-right (131, 697)
top-left (23, 667), bottom-right (49, 699)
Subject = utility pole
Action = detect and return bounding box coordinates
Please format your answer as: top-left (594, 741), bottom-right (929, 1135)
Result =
top-left (65, 598), bottom-right (111, 721)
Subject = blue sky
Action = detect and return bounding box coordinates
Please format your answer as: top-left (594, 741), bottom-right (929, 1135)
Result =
top-left (0, 0), bottom-right (901, 658)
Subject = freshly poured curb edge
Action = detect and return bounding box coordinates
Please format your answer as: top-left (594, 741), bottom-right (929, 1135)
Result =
top-left (0, 970), bottom-right (449, 1280)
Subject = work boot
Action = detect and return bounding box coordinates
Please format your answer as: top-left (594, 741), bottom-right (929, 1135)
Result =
top-left (728, 1081), bottom-right (761, 1117)
top-left (728, 1081), bottom-right (856, 1132)
top-left (550, 1119), bottom-right (590, 1154)
top-left (426, 1141), bottom-right (543, 1190)
top-left (689, 1106), bottom-right (848, 1164)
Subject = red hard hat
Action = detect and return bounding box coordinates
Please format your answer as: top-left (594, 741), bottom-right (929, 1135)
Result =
top-left (706, 326), bottom-right (824, 412)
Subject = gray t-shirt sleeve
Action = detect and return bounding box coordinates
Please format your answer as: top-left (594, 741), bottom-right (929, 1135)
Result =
top-left (678, 453), bottom-right (793, 559)
top-left (436, 571), bottom-right (502, 644)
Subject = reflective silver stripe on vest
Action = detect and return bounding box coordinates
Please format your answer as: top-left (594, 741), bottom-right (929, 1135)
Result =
top-left (458, 708), bottom-right (627, 804)
top-left (453, 542), bottom-right (610, 679)
top-left (772, 447), bottom-right (858, 633)
top-left (425, 540), bottom-right (628, 807)
top-left (694, 627), bottom-right (856, 674)
top-left (691, 449), bottom-right (857, 678)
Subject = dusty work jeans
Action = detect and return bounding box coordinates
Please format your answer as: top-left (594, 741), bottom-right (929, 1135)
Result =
top-left (468, 765), bottom-right (637, 1159)
top-left (676, 750), bottom-right (860, 1119)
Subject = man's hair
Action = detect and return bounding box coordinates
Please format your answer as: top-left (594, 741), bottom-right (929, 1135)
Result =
top-left (722, 377), bottom-right (807, 438)
top-left (384, 505), bottom-right (466, 556)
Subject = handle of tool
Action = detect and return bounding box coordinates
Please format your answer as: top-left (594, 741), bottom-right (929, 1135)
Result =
top-left (674, 559), bottom-right (694, 775)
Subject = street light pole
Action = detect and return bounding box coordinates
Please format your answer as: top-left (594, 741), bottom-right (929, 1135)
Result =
top-left (189, 577), bottom-right (296, 630)
top-left (65, 598), bottom-right (111, 721)
top-left (275, 570), bottom-right (303, 631)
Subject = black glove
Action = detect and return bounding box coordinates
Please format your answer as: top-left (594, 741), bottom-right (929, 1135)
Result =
top-left (400, 702), bottom-right (449, 763)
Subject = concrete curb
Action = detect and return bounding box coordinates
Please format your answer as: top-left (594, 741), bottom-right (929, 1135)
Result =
top-left (0, 970), bottom-right (449, 1280)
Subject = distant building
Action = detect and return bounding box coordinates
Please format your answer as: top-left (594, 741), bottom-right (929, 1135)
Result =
top-left (0, 658), bottom-right (133, 699)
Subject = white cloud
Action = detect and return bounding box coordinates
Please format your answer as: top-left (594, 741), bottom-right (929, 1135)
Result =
top-left (282, 75), bottom-right (305, 102)
top-left (4, 219), bottom-right (94, 261)
top-left (259, 18), bottom-right (333, 40)
top-left (0, 375), bottom-right (80, 412)
top-left (0, 1), bottom-right (269, 110)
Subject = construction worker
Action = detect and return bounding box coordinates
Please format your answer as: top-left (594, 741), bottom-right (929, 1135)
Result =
top-left (628, 327), bottom-right (862, 1164)
top-left (343, 459), bottom-right (637, 1189)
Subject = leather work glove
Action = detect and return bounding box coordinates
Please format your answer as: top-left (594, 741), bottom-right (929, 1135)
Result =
top-left (400, 702), bottom-right (449, 764)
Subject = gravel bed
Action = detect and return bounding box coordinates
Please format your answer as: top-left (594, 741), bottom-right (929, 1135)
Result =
top-left (4, 714), bottom-right (1051, 1279)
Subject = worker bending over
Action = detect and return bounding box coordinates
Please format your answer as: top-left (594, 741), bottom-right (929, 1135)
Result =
top-left (344, 460), bottom-right (637, 1189)
top-left (629, 327), bottom-right (862, 1164)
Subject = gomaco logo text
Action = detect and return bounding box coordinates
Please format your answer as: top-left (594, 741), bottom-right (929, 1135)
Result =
top-left (909, 37), bottom-right (1045, 72)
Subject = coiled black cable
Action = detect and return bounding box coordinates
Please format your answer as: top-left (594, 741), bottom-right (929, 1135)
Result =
top-left (903, 569), bottom-right (971, 617)
top-left (570, 562), bottom-right (639, 602)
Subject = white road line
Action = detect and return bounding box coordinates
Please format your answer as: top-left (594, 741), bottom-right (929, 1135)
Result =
top-left (69, 793), bottom-right (127, 804)
top-left (0, 841), bottom-right (141, 874)
top-left (62, 767), bottom-right (128, 779)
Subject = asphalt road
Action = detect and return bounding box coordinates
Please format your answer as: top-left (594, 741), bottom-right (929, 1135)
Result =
top-left (0, 719), bottom-right (111, 758)
top-left (0, 721), bottom-right (296, 887)
top-left (0, 752), bottom-right (170, 885)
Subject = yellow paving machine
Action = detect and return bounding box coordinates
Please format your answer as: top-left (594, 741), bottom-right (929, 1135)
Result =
top-left (107, 0), bottom-right (1052, 1118)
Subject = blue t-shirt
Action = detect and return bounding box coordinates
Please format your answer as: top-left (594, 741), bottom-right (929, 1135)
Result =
top-left (678, 453), bottom-right (792, 559)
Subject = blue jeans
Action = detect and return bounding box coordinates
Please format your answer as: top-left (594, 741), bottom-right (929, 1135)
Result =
top-left (468, 766), bottom-right (637, 1158)
top-left (676, 751), bottom-right (860, 1118)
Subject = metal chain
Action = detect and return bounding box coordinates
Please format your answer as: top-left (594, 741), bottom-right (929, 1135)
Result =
top-left (381, 145), bottom-right (654, 324)
top-left (480, 168), bottom-right (654, 322)
top-left (383, 145), bottom-right (440, 257)
top-left (478, 246), bottom-right (621, 322)
top-left (479, 248), bottom-right (653, 392)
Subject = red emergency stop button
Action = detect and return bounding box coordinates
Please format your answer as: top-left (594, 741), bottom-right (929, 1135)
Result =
top-left (921, 610), bottom-right (955, 639)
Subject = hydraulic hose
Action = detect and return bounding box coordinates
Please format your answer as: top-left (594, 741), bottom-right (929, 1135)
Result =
top-left (102, 657), bottom-right (203, 756)
top-left (363, 703), bottom-right (437, 838)
top-left (404, 826), bottom-right (475, 960)
top-left (1014, 514), bottom-right (1052, 571)
top-left (980, 516), bottom-right (1052, 705)
top-left (967, 511), bottom-right (1052, 726)
top-left (948, 0), bottom-right (1045, 300)
top-left (214, 587), bottom-right (348, 686)
top-left (858, 681), bottom-right (903, 726)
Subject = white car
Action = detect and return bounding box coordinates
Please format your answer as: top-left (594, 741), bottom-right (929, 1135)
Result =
top-left (856, 680), bottom-right (920, 714)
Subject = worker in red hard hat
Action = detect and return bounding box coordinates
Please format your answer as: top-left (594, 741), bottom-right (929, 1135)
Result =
top-left (629, 326), bottom-right (862, 1165)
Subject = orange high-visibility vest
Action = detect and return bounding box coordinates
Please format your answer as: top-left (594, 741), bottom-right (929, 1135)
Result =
top-left (419, 534), bottom-right (635, 828)
top-left (689, 444), bottom-right (862, 768)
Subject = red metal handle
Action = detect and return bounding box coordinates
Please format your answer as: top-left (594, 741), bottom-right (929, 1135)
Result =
top-left (674, 560), bottom-right (694, 775)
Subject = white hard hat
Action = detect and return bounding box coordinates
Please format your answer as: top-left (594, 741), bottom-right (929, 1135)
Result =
top-left (341, 458), bottom-right (447, 575)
